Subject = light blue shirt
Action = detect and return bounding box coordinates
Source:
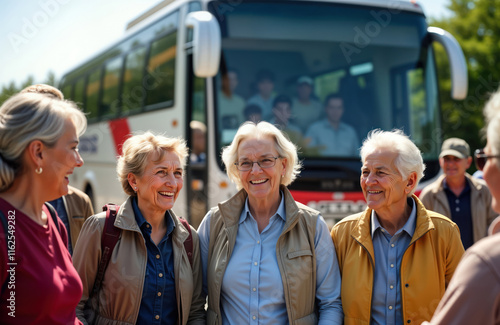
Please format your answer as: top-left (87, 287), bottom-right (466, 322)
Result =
top-left (305, 120), bottom-right (359, 157)
top-left (198, 193), bottom-right (343, 324)
top-left (371, 198), bottom-right (417, 325)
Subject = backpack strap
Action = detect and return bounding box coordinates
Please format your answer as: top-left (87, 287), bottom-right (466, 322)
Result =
top-left (178, 217), bottom-right (193, 269)
top-left (44, 202), bottom-right (60, 232)
top-left (89, 204), bottom-right (121, 300)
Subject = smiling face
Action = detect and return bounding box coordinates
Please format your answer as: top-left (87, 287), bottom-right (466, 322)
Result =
top-left (237, 136), bottom-right (285, 206)
top-left (439, 155), bottom-right (471, 181)
top-left (361, 148), bottom-right (415, 218)
top-left (130, 150), bottom-right (183, 216)
top-left (44, 118), bottom-right (83, 200)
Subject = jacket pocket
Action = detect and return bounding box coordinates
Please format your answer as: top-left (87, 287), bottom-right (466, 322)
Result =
top-left (293, 312), bottom-right (318, 325)
top-left (287, 249), bottom-right (313, 259)
top-left (207, 308), bottom-right (218, 325)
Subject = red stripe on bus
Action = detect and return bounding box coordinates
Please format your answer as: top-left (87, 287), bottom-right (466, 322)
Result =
top-left (108, 118), bottom-right (131, 156)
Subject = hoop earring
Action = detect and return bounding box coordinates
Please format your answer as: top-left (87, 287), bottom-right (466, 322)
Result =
top-left (35, 167), bottom-right (43, 174)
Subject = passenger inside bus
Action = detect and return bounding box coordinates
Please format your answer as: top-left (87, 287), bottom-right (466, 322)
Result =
top-left (305, 93), bottom-right (359, 157)
top-left (218, 68), bottom-right (245, 128)
top-left (268, 94), bottom-right (303, 143)
top-left (190, 120), bottom-right (207, 164)
top-left (243, 104), bottom-right (262, 123)
top-left (291, 76), bottom-right (323, 132)
top-left (246, 69), bottom-right (276, 120)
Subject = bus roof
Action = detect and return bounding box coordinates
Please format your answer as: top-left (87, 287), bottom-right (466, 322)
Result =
top-left (124, 0), bottom-right (425, 34)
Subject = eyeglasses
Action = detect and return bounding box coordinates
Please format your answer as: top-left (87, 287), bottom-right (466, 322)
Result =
top-left (234, 156), bottom-right (281, 171)
top-left (474, 149), bottom-right (500, 171)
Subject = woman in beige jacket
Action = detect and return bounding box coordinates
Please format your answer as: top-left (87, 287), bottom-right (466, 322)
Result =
top-left (73, 132), bottom-right (205, 325)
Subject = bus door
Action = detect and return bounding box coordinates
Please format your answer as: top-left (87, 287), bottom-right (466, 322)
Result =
top-left (185, 45), bottom-right (208, 229)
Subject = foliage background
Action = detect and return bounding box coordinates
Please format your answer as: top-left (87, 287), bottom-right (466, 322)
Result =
top-left (1, 0), bottom-right (498, 170)
top-left (431, 0), bottom-right (500, 157)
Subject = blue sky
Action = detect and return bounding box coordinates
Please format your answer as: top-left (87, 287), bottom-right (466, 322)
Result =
top-left (0, 0), bottom-right (451, 89)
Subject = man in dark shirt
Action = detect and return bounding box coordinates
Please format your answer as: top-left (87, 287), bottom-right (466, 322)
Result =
top-left (420, 138), bottom-right (496, 249)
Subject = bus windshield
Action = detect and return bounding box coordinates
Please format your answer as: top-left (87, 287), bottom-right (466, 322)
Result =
top-left (209, 1), bottom-right (440, 166)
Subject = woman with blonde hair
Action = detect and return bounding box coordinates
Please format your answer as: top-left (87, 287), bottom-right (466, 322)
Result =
top-left (0, 92), bottom-right (87, 324)
top-left (73, 131), bottom-right (205, 324)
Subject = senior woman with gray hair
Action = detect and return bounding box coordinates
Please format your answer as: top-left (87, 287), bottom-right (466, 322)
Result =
top-left (331, 129), bottom-right (464, 325)
top-left (197, 121), bottom-right (343, 324)
top-left (0, 92), bottom-right (86, 324)
top-left (72, 131), bottom-right (205, 324)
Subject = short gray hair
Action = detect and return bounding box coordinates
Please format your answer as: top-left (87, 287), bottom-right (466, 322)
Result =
top-left (117, 131), bottom-right (188, 196)
top-left (0, 92), bottom-right (87, 192)
top-left (484, 87), bottom-right (500, 125)
top-left (360, 129), bottom-right (425, 196)
top-left (221, 121), bottom-right (301, 190)
top-left (487, 114), bottom-right (500, 168)
top-left (483, 88), bottom-right (500, 168)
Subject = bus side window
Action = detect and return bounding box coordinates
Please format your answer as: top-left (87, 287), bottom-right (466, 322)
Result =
top-left (101, 56), bottom-right (123, 119)
top-left (74, 78), bottom-right (85, 109)
top-left (62, 84), bottom-right (73, 100)
top-left (122, 47), bottom-right (147, 115)
top-left (86, 69), bottom-right (102, 119)
top-left (146, 32), bottom-right (177, 108)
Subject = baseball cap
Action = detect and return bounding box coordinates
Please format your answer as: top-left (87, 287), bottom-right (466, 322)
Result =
top-left (439, 138), bottom-right (470, 159)
top-left (297, 76), bottom-right (313, 86)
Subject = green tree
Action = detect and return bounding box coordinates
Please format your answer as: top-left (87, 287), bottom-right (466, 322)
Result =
top-left (431, 0), bottom-right (500, 156)
top-left (0, 72), bottom-right (58, 106)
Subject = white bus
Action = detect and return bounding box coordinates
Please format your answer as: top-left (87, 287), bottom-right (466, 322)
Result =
top-left (60, 0), bottom-right (467, 228)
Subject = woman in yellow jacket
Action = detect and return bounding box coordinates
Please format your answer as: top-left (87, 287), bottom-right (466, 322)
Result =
top-left (331, 129), bottom-right (464, 325)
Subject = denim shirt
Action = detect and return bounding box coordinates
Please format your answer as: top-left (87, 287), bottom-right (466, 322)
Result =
top-left (132, 198), bottom-right (177, 324)
top-left (371, 198), bottom-right (417, 325)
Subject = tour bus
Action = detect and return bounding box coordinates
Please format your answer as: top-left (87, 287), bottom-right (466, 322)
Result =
top-left (60, 0), bottom-right (467, 228)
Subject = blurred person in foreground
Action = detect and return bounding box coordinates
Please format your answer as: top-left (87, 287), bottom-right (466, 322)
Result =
top-left (424, 89), bottom-right (500, 325)
top-left (419, 137), bottom-right (496, 249)
top-left (198, 121), bottom-right (343, 324)
top-left (72, 132), bottom-right (205, 324)
top-left (21, 84), bottom-right (94, 254)
top-left (0, 92), bottom-right (86, 324)
top-left (331, 129), bottom-right (464, 325)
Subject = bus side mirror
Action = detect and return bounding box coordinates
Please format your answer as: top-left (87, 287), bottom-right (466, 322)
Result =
top-left (186, 11), bottom-right (221, 78)
top-left (428, 26), bottom-right (468, 100)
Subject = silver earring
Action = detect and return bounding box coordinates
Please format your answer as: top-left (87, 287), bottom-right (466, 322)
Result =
top-left (35, 167), bottom-right (43, 174)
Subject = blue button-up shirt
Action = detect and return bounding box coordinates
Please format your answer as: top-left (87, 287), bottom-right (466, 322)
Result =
top-left (132, 198), bottom-right (177, 324)
top-left (371, 198), bottom-right (417, 325)
top-left (198, 193), bottom-right (343, 324)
